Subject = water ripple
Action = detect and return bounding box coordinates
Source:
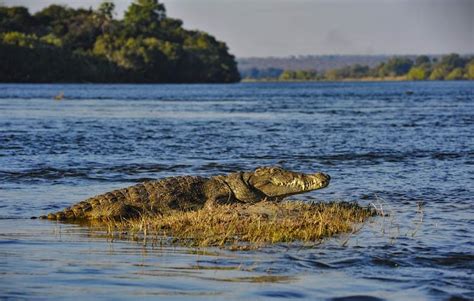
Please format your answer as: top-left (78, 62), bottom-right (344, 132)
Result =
top-left (0, 82), bottom-right (473, 300)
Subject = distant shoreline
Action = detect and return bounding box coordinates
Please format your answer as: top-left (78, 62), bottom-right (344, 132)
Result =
top-left (242, 76), bottom-right (406, 83)
top-left (1, 78), bottom-right (473, 84)
top-left (241, 77), bottom-right (472, 83)
top-left (240, 54), bottom-right (474, 82)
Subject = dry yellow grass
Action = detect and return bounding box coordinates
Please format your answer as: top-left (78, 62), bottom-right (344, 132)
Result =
top-left (97, 201), bottom-right (375, 249)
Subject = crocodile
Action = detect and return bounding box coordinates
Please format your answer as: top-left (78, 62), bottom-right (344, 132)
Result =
top-left (41, 166), bottom-right (330, 220)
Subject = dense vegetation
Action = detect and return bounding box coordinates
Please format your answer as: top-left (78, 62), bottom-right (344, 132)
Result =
top-left (0, 1), bottom-right (240, 83)
top-left (242, 54), bottom-right (474, 81)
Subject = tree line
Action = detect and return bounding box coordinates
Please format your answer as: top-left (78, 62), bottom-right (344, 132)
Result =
top-left (242, 54), bottom-right (474, 81)
top-left (0, 1), bottom-right (240, 83)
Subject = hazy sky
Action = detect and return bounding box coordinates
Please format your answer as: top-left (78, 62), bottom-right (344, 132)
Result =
top-left (3, 0), bottom-right (473, 57)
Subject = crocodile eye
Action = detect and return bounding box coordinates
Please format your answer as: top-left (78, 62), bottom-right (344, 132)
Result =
top-left (270, 166), bottom-right (283, 173)
top-left (255, 166), bottom-right (267, 174)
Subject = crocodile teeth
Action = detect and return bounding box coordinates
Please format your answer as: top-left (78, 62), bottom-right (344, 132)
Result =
top-left (274, 177), bottom-right (320, 190)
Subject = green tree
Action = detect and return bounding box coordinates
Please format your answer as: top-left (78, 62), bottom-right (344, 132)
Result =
top-left (415, 55), bottom-right (431, 66)
top-left (349, 64), bottom-right (370, 78)
top-left (93, 35), bottom-right (143, 70)
top-left (0, 6), bottom-right (35, 33)
top-left (98, 1), bottom-right (115, 20)
top-left (439, 53), bottom-right (466, 70)
top-left (429, 67), bottom-right (447, 80)
top-left (466, 61), bottom-right (474, 80)
top-left (428, 54), bottom-right (468, 80)
top-left (39, 33), bottom-right (63, 47)
top-left (34, 5), bottom-right (74, 36)
top-left (124, 0), bottom-right (166, 36)
top-left (379, 57), bottom-right (413, 77)
top-left (407, 67), bottom-right (427, 80)
top-left (1, 31), bottom-right (38, 48)
top-left (279, 70), bottom-right (296, 81)
top-left (445, 68), bottom-right (464, 80)
top-left (324, 69), bottom-right (339, 81)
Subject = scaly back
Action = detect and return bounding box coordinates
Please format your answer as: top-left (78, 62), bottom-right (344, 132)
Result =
top-left (41, 176), bottom-right (209, 220)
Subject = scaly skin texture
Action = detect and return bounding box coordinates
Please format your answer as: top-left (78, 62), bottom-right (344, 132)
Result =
top-left (41, 166), bottom-right (330, 220)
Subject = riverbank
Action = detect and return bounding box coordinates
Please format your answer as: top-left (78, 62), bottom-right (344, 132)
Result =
top-left (240, 53), bottom-right (474, 82)
top-left (242, 76), bottom-right (408, 83)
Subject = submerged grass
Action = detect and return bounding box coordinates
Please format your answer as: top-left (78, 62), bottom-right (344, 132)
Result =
top-left (96, 201), bottom-right (376, 249)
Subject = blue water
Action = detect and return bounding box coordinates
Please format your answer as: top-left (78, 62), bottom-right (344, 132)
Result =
top-left (0, 82), bottom-right (473, 300)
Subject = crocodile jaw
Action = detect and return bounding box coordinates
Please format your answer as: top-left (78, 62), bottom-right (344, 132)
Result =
top-left (249, 167), bottom-right (331, 199)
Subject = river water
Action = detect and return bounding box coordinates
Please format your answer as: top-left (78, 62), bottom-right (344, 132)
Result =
top-left (0, 82), bottom-right (472, 300)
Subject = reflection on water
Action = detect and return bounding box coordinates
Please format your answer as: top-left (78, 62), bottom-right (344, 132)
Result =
top-left (0, 219), bottom-right (435, 300)
top-left (0, 82), bottom-right (473, 300)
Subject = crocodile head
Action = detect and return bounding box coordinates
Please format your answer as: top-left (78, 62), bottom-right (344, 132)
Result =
top-left (247, 166), bottom-right (330, 200)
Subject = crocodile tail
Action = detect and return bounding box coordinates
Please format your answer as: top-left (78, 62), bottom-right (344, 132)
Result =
top-left (40, 198), bottom-right (96, 220)
top-left (39, 184), bottom-right (150, 220)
